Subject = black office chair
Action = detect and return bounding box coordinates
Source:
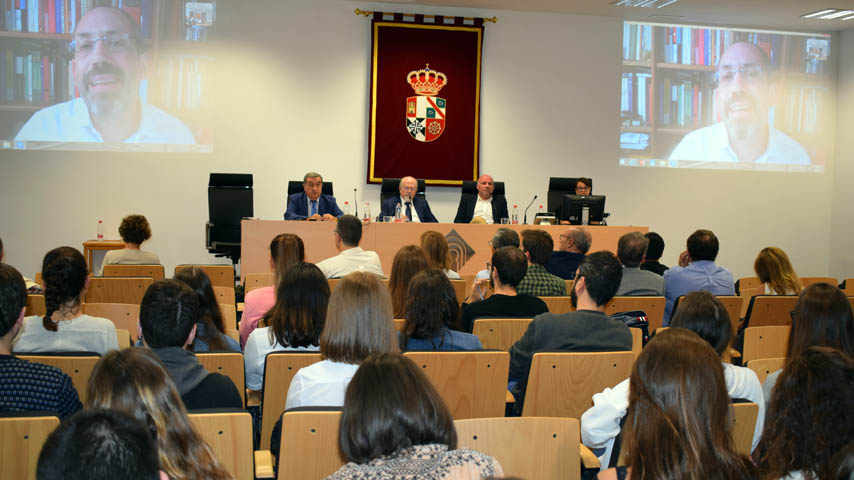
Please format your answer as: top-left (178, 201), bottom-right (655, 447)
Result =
top-left (380, 178), bottom-right (426, 205)
top-left (285, 180), bottom-right (334, 208)
top-left (206, 173), bottom-right (253, 266)
top-left (460, 180), bottom-right (506, 197)
top-left (547, 177), bottom-right (593, 219)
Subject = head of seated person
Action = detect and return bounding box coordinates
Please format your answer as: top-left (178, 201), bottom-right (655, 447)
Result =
top-left (173, 267), bottom-right (230, 351)
top-left (302, 171), bottom-right (324, 201)
top-left (669, 291), bottom-right (732, 358)
top-left (390, 245), bottom-right (430, 319)
top-left (617, 231), bottom-right (648, 269)
top-left (40, 246), bottom-right (88, 331)
top-left (559, 227), bottom-right (592, 255)
top-left (643, 232), bottom-right (665, 262)
top-left (476, 174), bottom-right (495, 200)
top-left (489, 228), bottom-right (519, 254)
top-left (785, 283), bottom-right (854, 360)
top-left (119, 214), bottom-right (153, 249)
top-left (575, 177), bottom-right (592, 195)
top-left (490, 247), bottom-right (528, 293)
top-left (753, 246), bottom-right (802, 295)
top-left (398, 176), bottom-right (419, 201)
top-left (262, 262), bottom-right (329, 348)
top-left (269, 233), bottom-right (305, 282)
top-left (686, 229), bottom-right (719, 262)
top-left (521, 229), bottom-right (554, 267)
top-left (402, 269), bottom-right (462, 346)
top-left (139, 279), bottom-right (199, 349)
top-left (572, 251), bottom-right (622, 309)
top-left (420, 231), bottom-right (453, 272)
top-left (334, 215), bottom-right (363, 250)
top-left (0, 263), bottom-right (27, 345)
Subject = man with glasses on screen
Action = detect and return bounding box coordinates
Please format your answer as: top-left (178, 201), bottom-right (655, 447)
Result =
top-left (668, 42), bottom-right (809, 165)
top-left (14, 6), bottom-right (194, 144)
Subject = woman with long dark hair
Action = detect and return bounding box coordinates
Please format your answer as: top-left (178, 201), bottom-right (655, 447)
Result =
top-left (173, 267), bottom-right (240, 353)
top-left (401, 269), bottom-right (481, 351)
top-left (389, 245), bottom-right (429, 319)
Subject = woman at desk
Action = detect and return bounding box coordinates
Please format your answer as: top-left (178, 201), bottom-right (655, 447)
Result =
top-left (97, 214), bottom-right (160, 275)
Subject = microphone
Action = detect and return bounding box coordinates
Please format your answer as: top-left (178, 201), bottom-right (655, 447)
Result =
top-left (353, 188), bottom-right (358, 217)
top-left (523, 194), bottom-right (538, 225)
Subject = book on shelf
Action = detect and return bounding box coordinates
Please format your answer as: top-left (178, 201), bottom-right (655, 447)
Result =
top-left (1, 0), bottom-right (156, 37)
top-left (622, 23), bottom-right (652, 63)
top-left (658, 73), bottom-right (712, 128)
top-left (784, 86), bottom-right (826, 134)
top-left (156, 53), bottom-right (211, 111)
top-left (1, 42), bottom-right (73, 103)
top-left (621, 71), bottom-right (652, 126)
top-left (659, 26), bottom-right (782, 69)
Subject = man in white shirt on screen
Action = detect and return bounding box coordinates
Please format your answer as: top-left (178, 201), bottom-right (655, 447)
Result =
top-left (668, 42), bottom-right (809, 166)
top-left (14, 6), bottom-right (194, 145)
top-left (316, 215), bottom-right (384, 279)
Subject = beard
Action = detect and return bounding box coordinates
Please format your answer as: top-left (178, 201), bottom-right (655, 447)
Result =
top-left (81, 62), bottom-right (133, 117)
top-left (570, 283), bottom-right (578, 308)
top-left (722, 92), bottom-right (765, 143)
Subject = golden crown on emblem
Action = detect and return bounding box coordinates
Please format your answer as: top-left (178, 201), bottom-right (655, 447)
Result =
top-left (406, 64), bottom-right (448, 96)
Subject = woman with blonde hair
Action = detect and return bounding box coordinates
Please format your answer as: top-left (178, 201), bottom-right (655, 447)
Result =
top-left (420, 231), bottom-right (461, 279)
top-left (389, 245), bottom-right (430, 318)
top-left (754, 247), bottom-right (802, 296)
top-left (87, 347), bottom-right (232, 480)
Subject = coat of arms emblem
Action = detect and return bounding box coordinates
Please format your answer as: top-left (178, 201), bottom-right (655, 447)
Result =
top-left (406, 64), bottom-right (446, 142)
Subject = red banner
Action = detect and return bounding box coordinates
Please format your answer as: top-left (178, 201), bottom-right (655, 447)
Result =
top-left (367, 15), bottom-right (484, 186)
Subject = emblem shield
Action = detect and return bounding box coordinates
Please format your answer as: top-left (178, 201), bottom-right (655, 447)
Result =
top-left (406, 95), bottom-right (446, 142)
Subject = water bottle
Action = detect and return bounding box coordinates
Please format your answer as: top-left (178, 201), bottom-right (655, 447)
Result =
top-left (511, 205), bottom-right (519, 224)
top-left (343, 201), bottom-right (350, 215)
top-left (97, 220), bottom-right (104, 240)
top-left (394, 203), bottom-right (402, 222)
top-left (363, 202), bottom-right (371, 222)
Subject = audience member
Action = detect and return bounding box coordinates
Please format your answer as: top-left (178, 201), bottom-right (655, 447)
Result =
top-left (639, 232), bottom-right (668, 276)
top-left (389, 245), bottom-right (430, 319)
top-left (402, 269), bottom-right (482, 351)
top-left (508, 251), bottom-right (631, 415)
top-left (0, 263), bottom-right (81, 419)
top-left (474, 227), bottom-right (521, 281)
top-left (173, 267), bottom-right (240, 353)
top-left (139, 279), bottom-right (242, 409)
top-left (453, 174), bottom-right (508, 224)
top-left (240, 233), bottom-right (305, 347)
top-left (615, 231), bottom-right (663, 296)
top-left (316, 215), bottom-right (384, 278)
top-left (545, 226), bottom-right (591, 280)
top-left (420, 231), bottom-right (461, 279)
top-left (244, 263), bottom-right (328, 391)
top-left (582, 291), bottom-right (764, 465)
top-left (756, 347), bottom-right (853, 480)
top-left (285, 272), bottom-right (397, 409)
top-left (14, 247), bottom-right (118, 354)
top-left (597, 329), bottom-right (756, 480)
top-left (87, 348), bottom-right (232, 480)
top-left (662, 229), bottom-right (734, 326)
top-left (327, 353), bottom-right (503, 479)
top-left (761, 283), bottom-right (853, 408)
top-left (754, 246), bottom-right (803, 295)
top-left (283, 171), bottom-right (343, 221)
top-left (517, 229), bottom-right (566, 297)
top-left (97, 214), bottom-right (160, 275)
top-left (460, 247), bottom-right (548, 333)
top-left (380, 176), bottom-right (439, 223)
top-left (37, 408), bottom-right (166, 480)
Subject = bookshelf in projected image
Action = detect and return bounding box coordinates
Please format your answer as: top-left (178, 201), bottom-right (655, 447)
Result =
top-left (0, 0), bottom-right (215, 145)
top-left (619, 22), bottom-right (832, 168)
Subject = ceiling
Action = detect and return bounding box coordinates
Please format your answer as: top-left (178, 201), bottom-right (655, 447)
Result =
top-left (364, 0), bottom-right (854, 32)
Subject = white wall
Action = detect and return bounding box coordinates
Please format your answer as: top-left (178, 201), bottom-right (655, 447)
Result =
top-left (0, 0), bottom-right (844, 281)
top-left (829, 27), bottom-right (854, 280)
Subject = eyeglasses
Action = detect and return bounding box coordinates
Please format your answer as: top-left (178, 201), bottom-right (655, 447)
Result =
top-left (69, 33), bottom-right (135, 57)
top-left (714, 65), bottom-right (766, 86)
top-left (575, 186), bottom-right (590, 193)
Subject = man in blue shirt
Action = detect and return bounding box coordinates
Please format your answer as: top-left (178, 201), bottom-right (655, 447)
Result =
top-left (284, 171), bottom-right (344, 221)
top-left (662, 229), bottom-right (735, 326)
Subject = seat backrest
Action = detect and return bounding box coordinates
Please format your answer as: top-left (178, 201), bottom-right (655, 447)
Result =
top-left (25, 294), bottom-right (45, 317)
top-left (522, 351), bottom-right (634, 418)
top-left (547, 177), bottom-right (590, 217)
top-left (455, 416), bottom-right (580, 480)
top-left (449, 279), bottom-right (467, 303)
top-left (472, 318), bottom-right (533, 351)
top-left (82, 303), bottom-right (140, 333)
top-left (188, 409), bottom-right (254, 480)
top-left (85, 277), bottom-right (154, 304)
top-left (800, 276), bottom-right (838, 288)
top-left (116, 329), bottom-right (132, 349)
top-left (245, 272), bottom-right (274, 293)
top-left (605, 296), bottom-right (665, 333)
top-left (327, 278), bottom-right (340, 292)
top-left (0, 413), bottom-right (60, 480)
top-left (195, 352), bottom-right (245, 407)
top-left (259, 352), bottom-right (324, 450)
top-left (841, 278), bottom-right (854, 296)
top-left (102, 264), bottom-right (165, 281)
top-left (746, 357), bottom-right (786, 385)
top-left (17, 354), bottom-right (100, 404)
top-left (277, 409), bottom-right (346, 480)
top-left (212, 286), bottom-right (236, 306)
top-left (393, 318), bottom-right (406, 332)
top-left (539, 296), bottom-right (573, 314)
top-left (379, 177), bottom-right (426, 205)
top-left (220, 304), bottom-right (237, 331)
top-left (174, 265), bottom-right (235, 288)
top-left (744, 296), bottom-right (798, 328)
top-left (731, 402), bottom-right (759, 456)
top-left (403, 351), bottom-right (510, 419)
top-left (629, 328), bottom-right (643, 361)
top-left (735, 276), bottom-right (762, 295)
top-left (742, 326), bottom-right (791, 364)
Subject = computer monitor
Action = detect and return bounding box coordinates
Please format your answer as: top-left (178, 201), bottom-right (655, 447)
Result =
top-left (561, 194), bottom-right (606, 225)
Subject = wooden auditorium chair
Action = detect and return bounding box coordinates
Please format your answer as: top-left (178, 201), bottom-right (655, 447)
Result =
top-left (174, 264), bottom-right (235, 288)
top-left (742, 295), bottom-right (799, 328)
top-left (16, 353), bottom-right (100, 404)
top-left (102, 264), bottom-right (165, 281)
top-left (471, 318), bottom-right (533, 351)
top-left (741, 326), bottom-right (790, 365)
top-left (24, 294), bottom-right (45, 316)
top-left (538, 296), bottom-right (573, 314)
top-left (85, 277), bottom-right (153, 304)
top-left (82, 303), bottom-right (140, 333)
top-left (604, 296), bottom-right (665, 333)
top-left (746, 357), bottom-right (786, 385)
top-left (195, 352), bottom-right (246, 407)
top-left (245, 272), bottom-right (274, 294)
top-left (257, 352), bottom-right (323, 450)
top-left (0, 412), bottom-right (60, 480)
top-left (255, 408), bottom-right (345, 480)
top-left (189, 409), bottom-right (254, 480)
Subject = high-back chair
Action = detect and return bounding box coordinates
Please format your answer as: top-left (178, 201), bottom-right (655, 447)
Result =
top-left (743, 295), bottom-right (799, 328)
top-left (17, 353), bottom-right (100, 404)
top-left (731, 401), bottom-right (760, 456)
top-left (195, 352), bottom-right (245, 407)
top-left (742, 326), bottom-right (790, 365)
top-left (449, 279), bottom-right (467, 303)
top-left (102, 264), bottom-right (165, 280)
top-left (262, 408), bottom-right (346, 480)
top-left (0, 412), bottom-right (60, 480)
top-left (472, 318), bottom-right (533, 351)
top-left (258, 352), bottom-right (323, 450)
top-left (189, 409), bottom-right (254, 480)
top-left (85, 277), bottom-right (153, 304)
top-left (604, 296), bottom-right (665, 333)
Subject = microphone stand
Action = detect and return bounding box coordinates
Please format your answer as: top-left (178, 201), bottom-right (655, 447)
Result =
top-left (523, 195), bottom-right (538, 225)
top-left (353, 188), bottom-right (358, 217)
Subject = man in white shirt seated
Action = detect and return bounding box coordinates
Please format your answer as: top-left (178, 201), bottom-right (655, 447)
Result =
top-left (379, 176), bottom-right (438, 223)
top-left (316, 215), bottom-right (385, 278)
top-left (453, 174), bottom-right (509, 224)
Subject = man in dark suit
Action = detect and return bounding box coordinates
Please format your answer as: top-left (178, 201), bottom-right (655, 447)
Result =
top-left (453, 174), bottom-right (509, 224)
top-left (380, 176), bottom-right (438, 223)
top-left (283, 172), bottom-right (343, 221)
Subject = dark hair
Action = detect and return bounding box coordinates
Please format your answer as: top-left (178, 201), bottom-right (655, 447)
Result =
top-left (829, 442), bottom-right (854, 480)
top-left (0, 235), bottom-right (4, 258)
top-left (491, 247), bottom-right (527, 288)
top-left (686, 229), bottom-right (719, 262)
top-left (420, 231), bottom-right (452, 271)
top-left (270, 233), bottom-right (305, 287)
top-left (786, 283), bottom-right (854, 361)
top-left (139, 279), bottom-right (200, 348)
top-left (173, 267), bottom-right (227, 351)
top-left (670, 290), bottom-right (732, 356)
top-left (490, 228), bottom-right (519, 250)
top-left (617, 231), bottom-right (649, 268)
top-left (41, 247), bottom-right (88, 332)
top-left (118, 214), bottom-right (152, 245)
top-left (644, 232), bottom-right (664, 260)
top-left (575, 251), bottom-right (622, 306)
top-left (625, 328), bottom-right (755, 480)
top-left (262, 262), bottom-right (329, 348)
top-left (37, 408), bottom-right (160, 480)
top-left (0, 263), bottom-right (27, 337)
top-left (335, 215), bottom-right (363, 247)
top-left (402, 269), bottom-right (460, 349)
top-left (521, 229), bottom-right (554, 266)
top-left (576, 177), bottom-right (592, 189)
top-left (757, 346), bottom-right (854, 480)
top-left (339, 353), bottom-right (456, 464)
top-left (389, 245), bottom-right (430, 318)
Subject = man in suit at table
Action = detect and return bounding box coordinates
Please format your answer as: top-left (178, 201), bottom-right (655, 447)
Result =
top-left (453, 174), bottom-right (509, 224)
top-left (284, 172), bottom-right (343, 221)
top-left (380, 176), bottom-right (438, 223)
